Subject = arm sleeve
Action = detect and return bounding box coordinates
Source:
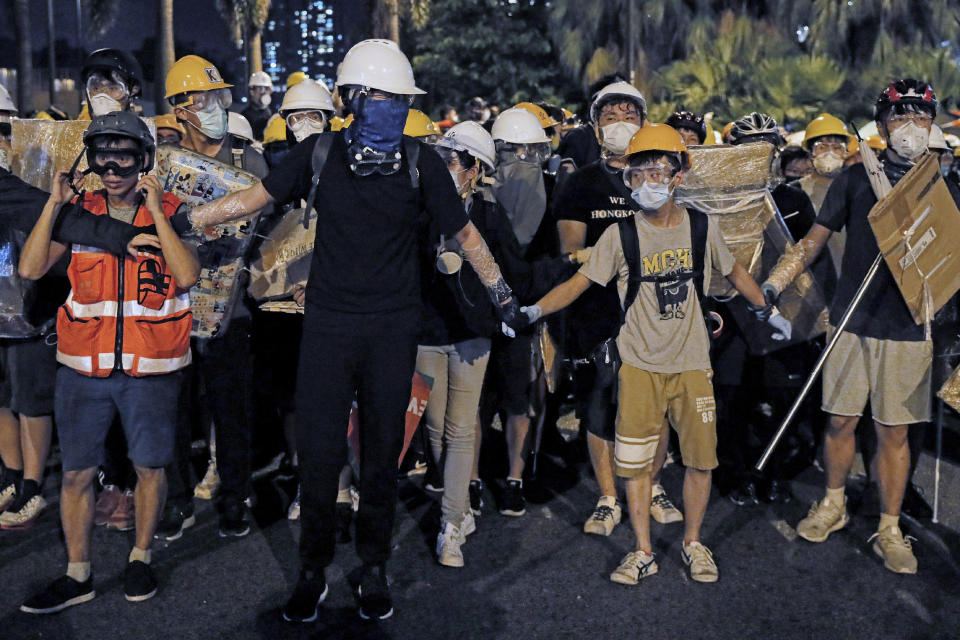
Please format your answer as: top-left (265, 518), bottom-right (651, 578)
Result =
top-left (578, 224), bottom-right (622, 286)
top-left (261, 136), bottom-right (315, 208)
top-left (420, 143), bottom-right (469, 236)
top-left (50, 202), bottom-right (141, 254)
top-left (814, 169), bottom-right (851, 232)
top-left (707, 218), bottom-right (737, 278)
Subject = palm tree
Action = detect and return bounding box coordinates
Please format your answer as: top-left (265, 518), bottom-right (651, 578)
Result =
top-left (158, 0), bottom-right (175, 114)
top-left (216, 0), bottom-right (271, 73)
top-left (13, 0), bottom-right (32, 112)
top-left (372, 0), bottom-right (401, 43)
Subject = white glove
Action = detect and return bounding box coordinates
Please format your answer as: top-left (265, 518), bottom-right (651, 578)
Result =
top-left (767, 307), bottom-right (792, 341)
top-left (521, 304), bottom-right (543, 323)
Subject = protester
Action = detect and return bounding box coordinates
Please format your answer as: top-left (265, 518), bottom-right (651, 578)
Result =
top-left (155, 114), bottom-right (185, 146)
top-left (241, 71), bottom-right (275, 141)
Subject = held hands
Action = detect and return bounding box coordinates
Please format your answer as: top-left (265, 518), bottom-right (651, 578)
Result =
top-left (760, 282), bottom-right (780, 306)
top-left (50, 170), bottom-right (84, 206)
top-left (767, 307), bottom-right (792, 341)
top-left (498, 300), bottom-right (543, 338)
top-left (136, 175), bottom-right (164, 216)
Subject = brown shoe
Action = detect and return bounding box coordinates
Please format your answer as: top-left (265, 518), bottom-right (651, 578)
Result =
top-left (106, 490), bottom-right (135, 531)
top-left (94, 485), bottom-right (122, 526)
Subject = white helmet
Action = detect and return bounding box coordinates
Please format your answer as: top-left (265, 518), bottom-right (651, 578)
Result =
top-left (249, 71), bottom-right (272, 89)
top-left (335, 39), bottom-right (425, 96)
top-left (928, 124), bottom-right (950, 152)
top-left (280, 78), bottom-right (335, 115)
top-left (228, 112), bottom-right (255, 143)
top-left (491, 108), bottom-right (551, 144)
top-left (590, 81), bottom-right (646, 124)
top-left (439, 121), bottom-right (497, 171)
top-left (0, 84), bottom-right (16, 114)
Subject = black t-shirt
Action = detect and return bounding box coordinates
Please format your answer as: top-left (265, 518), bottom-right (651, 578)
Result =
top-left (772, 182), bottom-right (816, 241)
top-left (557, 124), bottom-right (600, 170)
top-left (553, 160), bottom-right (635, 355)
top-left (262, 132), bottom-right (469, 335)
top-left (239, 104), bottom-right (273, 142)
top-left (816, 155), bottom-right (960, 341)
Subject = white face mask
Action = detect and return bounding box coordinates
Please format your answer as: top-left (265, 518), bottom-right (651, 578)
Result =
top-left (290, 117), bottom-right (325, 142)
top-left (889, 121), bottom-right (929, 161)
top-left (812, 151), bottom-right (844, 177)
top-left (192, 103), bottom-right (229, 140)
top-left (631, 180), bottom-right (672, 211)
top-left (89, 93), bottom-right (124, 116)
top-left (260, 93), bottom-right (272, 108)
top-left (600, 122), bottom-right (641, 155)
top-left (0, 147), bottom-right (8, 171)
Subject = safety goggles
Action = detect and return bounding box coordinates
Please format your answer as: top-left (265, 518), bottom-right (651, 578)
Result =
top-left (810, 139), bottom-right (848, 155)
top-left (86, 146), bottom-right (143, 177)
top-left (497, 141), bottom-right (551, 165)
top-left (623, 161), bottom-right (675, 187)
top-left (886, 112), bottom-right (933, 128)
top-left (86, 72), bottom-right (129, 102)
top-left (433, 144), bottom-right (478, 173)
top-left (346, 87), bottom-right (415, 107)
top-left (285, 110), bottom-right (326, 128)
top-left (177, 88), bottom-right (232, 112)
top-left (348, 143), bottom-right (402, 177)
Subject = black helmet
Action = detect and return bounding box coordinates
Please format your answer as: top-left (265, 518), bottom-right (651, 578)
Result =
top-left (81, 49), bottom-right (144, 98)
top-left (83, 111), bottom-right (155, 173)
top-left (874, 78), bottom-right (937, 121)
top-left (730, 111), bottom-right (783, 146)
top-left (665, 110), bottom-right (707, 144)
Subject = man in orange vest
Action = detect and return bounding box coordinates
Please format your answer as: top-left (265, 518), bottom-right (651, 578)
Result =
top-left (16, 111), bottom-right (200, 613)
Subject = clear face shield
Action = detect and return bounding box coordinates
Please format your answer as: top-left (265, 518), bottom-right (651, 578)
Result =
top-left (433, 137), bottom-right (480, 197)
top-left (496, 141), bottom-right (551, 166)
top-left (86, 71), bottom-right (130, 115)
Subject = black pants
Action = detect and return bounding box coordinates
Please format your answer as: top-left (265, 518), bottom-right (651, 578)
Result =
top-left (295, 328), bottom-right (417, 571)
top-left (167, 318), bottom-right (253, 510)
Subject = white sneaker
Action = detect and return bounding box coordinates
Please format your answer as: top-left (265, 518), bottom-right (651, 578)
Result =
top-left (681, 541), bottom-right (719, 583)
top-left (287, 485), bottom-right (301, 521)
top-left (583, 496), bottom-right (621, 536)
top-left (610, 550), bottom-right (658, 585)
top-left (869, 526), bottom-right (918, 574)
top-left (461, 510), bottom-right (477, 537)
top-left (0, 495), bottom-right (47, 530)
top-left (650, 483), bottom-right (683, 524)
top-left (796, 497), bottom-right (848, 543)
top-left (436, 521), bottom-right (465, 568)
top-left (194, 458), bottom-right (220, 500)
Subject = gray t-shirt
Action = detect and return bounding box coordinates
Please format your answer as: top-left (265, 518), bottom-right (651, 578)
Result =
top-left (579, 209), bottom-right (736, 373)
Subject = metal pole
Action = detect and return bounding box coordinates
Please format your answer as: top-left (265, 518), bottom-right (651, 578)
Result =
top-left (756, 252), bottom-right (885, 472)
top-left (627, 1), bottom-right (635, 84)
top-left (46, 0), bottom-right (56, 108)
top-left (933, 399), bottom-right (943, 523)
top-left (76, 0), bottom-right (84, 56)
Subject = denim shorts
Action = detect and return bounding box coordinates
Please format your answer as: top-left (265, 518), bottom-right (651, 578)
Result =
top-left (55, 366), bottom-right (181, 471)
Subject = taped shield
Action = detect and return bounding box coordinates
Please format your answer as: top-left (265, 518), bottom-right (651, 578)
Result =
top-left (248, 205), bottom-right (315, 303)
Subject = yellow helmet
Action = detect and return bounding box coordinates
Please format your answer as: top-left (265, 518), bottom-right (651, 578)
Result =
top-left (803, 113), bottom-right (850, 149)
top-left (514, 101), bottom-right (560, 128)
top-left (263, 114), bottom-right (288, 144)
top-left (330, 114), bottom-right (353, 131)
top-left (721, 122), bottom-right (734, 143)
top-left (78, 103), bottom-right (91, 121)
top-left (165, 55), bottom-right (232, 99)
top-left (404, 109), bottom-right (439, 138)
top-left (625, 123), bottom-right (690, 167)
top-left (286, 71), bottom-right (308, 89)
top-left (34, 111), bottom-right (54, 120)
top-left (155, 113), bottom-right (186, 137)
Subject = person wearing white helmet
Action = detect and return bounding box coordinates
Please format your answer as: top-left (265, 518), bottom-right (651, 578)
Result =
top-left (179, 39), bottom-right (521, 622)
top-left (928, 124), bottom-right (953, 175)
top-left (279, 79), bottom-right (335, 144)
top-left (241, 70), bottom-right (275, 140)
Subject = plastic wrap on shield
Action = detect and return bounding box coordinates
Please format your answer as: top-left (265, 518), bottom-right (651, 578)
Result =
top-left (153, 145), bottom-right (262, 338)
top-left (676, 144), bottom-right (831, 354)
top-left (938, 364), bottom-right (960, 414)
top-left (248, 206), bottom-right (315, 305)
top-left (0, 227), bottom-right (39, 338)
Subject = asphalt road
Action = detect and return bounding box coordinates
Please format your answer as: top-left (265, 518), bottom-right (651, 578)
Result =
top-left (1, 439), bottom-right (958, 640)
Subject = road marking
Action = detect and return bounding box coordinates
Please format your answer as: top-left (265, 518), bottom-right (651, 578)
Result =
top-left (771, 519), bottom-right (798, 542)
top-left (895, 590), bottom-right (933, 624)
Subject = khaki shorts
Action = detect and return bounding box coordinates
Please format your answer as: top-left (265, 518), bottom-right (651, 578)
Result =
top-left (822, 329), bottom-right (932, 426)
top-left (614, 364), bottom-right (718, 477)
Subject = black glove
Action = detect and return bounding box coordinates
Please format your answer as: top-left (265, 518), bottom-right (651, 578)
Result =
top-left (497, 297), bottom-right (529, 337)
top-left (761, 283), bottom-right (779, 306)
top-left (747, 300), bottom-right (773, 322)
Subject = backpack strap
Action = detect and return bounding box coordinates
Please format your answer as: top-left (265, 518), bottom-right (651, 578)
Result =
top-left (688, 208), bottom-right (709, 309)
top-left (616, 215), bottom-right (641, 329)
top-left (404, 137), bottom-right (420, 190)
top-left (301, 132), bottom-right (336, 229)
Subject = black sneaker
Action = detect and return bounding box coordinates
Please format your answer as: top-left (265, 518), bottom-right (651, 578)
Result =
top-left (218, 501), bottom-right (251, 538)
top-left (335, 502), bottom-right (353, 544)
top-left (424, 464), bottom-right (444, 493)
top-left (469, 480), bottom-right (484, 516)
top-left (155, 501), bottom-right (196, 541)
top-left (759, 478), bottom-right (793, 504)
top-left (124, 561), bottom-right (158, 602)
top-left (356, 564), bottom-right (393, 621)
top-left (20, 575), bottom-right (96, 614)
top-left (499, 479), bottom-right (525, 516)
top-left (728, 480), bottom-right (759, 506)
top-left (282, 569), bottom-right (328, 623)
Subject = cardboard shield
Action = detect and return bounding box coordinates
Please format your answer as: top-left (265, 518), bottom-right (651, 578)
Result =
top-left (347, 372), bottom-right (433, 468)
top-left (153, 145), bottom-right (262, 338)
top-left (247, 205), bottom-right (315, 303)
top-left (868, 152), bottom-right (960, 325)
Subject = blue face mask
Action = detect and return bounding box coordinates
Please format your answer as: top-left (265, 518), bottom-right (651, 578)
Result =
top-left (349, 94), bottom-right (410, 152)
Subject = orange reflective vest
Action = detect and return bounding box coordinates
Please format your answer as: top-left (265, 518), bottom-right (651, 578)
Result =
top-left (56, 190), bottom-right (193, 377)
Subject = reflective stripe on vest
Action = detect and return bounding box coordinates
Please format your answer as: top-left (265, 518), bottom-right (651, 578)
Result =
top-left (56, 191), bottom-right (192, 377)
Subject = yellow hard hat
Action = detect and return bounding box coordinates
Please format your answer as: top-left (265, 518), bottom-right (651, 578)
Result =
top-left (330, 114), bottom-right (353, 131)
top-left (263, 114), bottom-right (288, 144)
top-left (78, 103), bottom-right (91, 121)
top-left (404, 109), bottom-right (439, 137)
top-left (721, 122), bottom-right (734, 142)
top-left (286, 71), bottom-right (308, 89)
top-left (625, 123), bottom-right (690, 167)
top-left (704, 123), bottom-right (716, 145)
top-left (155, 113), bottom-right (186, 137)
top-left (803, 113), bottom-right (850, 149)
top-left (514, 102), bottom-right (560, 128)
top-left (165, 55), bottom-right (232, 99)
top-left (34, 111), bottom-right (54, 120)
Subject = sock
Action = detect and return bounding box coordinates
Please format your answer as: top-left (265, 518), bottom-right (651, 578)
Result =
top-left (336, 488), bottom-right (352, 504)
top-left (825, 486), bottom-right (845, 506)
top-left (66, 562), bottom-right (91, 583)
top-left (20, 479), bottom-right (40, 500)
top-left (2, 467), bottom-right (23, 490)
top-left (507, 477), bottom-right (523, 486)
top-left (878, 512), bottom-right (899, 532)
top-left (129, 547), bottom-right (151, 564)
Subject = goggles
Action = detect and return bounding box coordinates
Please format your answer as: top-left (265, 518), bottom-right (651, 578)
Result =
top-left (346, 87), bottom-right (415, 107)
top-left (810, 139), bottom-right (848, 155)
top-left (85, 145), bottom-right (144, 178)
top-left (86, 71), bottom-right (129, 102)
top-left (497, 141), bottom-right (551, 165)
top-left (347, 141), bottom-right (402, 177)
top-left (433, 143), bottom-right (478, 172)
top-left (886, 112), bottom-right (933, 128)
top-left (285, 110), bottom-right (327, 128)
top-left (176, 88), bottom-right (232, 112)
top-left (623, 161), bottom-right (675, 188)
